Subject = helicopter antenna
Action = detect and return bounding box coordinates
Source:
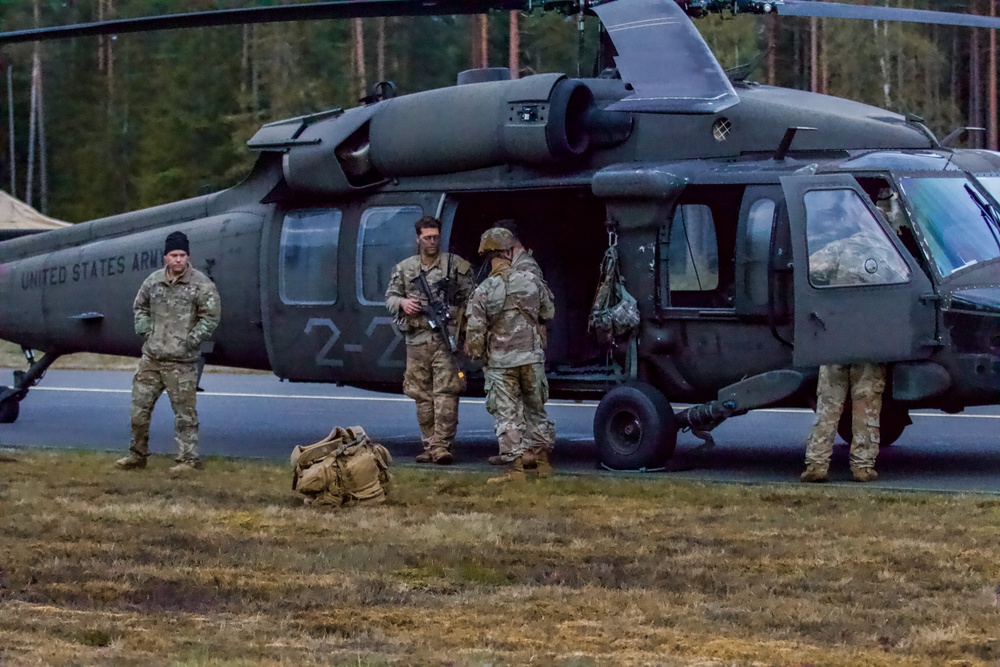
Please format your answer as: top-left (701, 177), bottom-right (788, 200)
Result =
top-left (940, 127), bottom-right (985, 149)
top-left (773, 127), bottom-right (816, 161)
top-left (725, 45), bottom-right (773, 83)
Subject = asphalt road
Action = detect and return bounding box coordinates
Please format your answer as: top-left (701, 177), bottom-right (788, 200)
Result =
top-left (3, 368), bottom-right (1000, 493)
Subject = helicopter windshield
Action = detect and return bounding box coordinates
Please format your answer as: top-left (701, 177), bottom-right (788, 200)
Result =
top-left (898, 176), bottom-right (1000, 278)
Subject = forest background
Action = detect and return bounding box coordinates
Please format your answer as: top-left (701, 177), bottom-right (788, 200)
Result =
top-left (0, 0), bottom-right (996, 223)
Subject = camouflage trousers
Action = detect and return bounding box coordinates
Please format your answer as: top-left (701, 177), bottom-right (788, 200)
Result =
top-left (484, 363), bottom-right (556, 463)
top-left (129, 356), bottom-right (200, 464)
top-left (403, 340), bottom-right (466, 451)
top-left (805, 363), bottom-right (886, 471)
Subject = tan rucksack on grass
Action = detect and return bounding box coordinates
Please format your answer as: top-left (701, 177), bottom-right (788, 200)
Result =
top-left (290, 426), bottom-right (393, 507)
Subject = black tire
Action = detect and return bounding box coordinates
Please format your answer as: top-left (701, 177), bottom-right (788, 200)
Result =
top-left (0, 399), bottom-right (20, 424)
top-left (594, 382), bottom-right (677, 470)
top-left (837, 399), bottom-right (910, 447)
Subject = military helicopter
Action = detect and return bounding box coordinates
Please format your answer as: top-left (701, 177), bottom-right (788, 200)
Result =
top-left (1, 0), bottom-right (1000, 470)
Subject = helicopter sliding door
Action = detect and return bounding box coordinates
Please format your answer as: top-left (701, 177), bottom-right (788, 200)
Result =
top-left (263, 192), bottom-right (443, 385)
top-left (782, 174), bottom-right (935, 366)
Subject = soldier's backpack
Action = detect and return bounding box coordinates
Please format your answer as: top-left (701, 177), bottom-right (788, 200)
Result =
top-left (588, 244), bottom-right (640, 345)
top-left (290, 426), bottom-right (393, 508)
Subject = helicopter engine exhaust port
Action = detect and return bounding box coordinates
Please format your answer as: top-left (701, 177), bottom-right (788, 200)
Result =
top-left (367, 74), bottom-right (598, 177)
top-left (593, 382), bottom-right (678, 470)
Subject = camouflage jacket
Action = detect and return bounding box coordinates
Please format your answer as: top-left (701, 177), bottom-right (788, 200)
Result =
top-left (134, 265), bottom-right (222, 363)
top-left (809, 230), bottom-right (910, 287)
top-left (385, 252), bottom-right (474, 346)
top-left (464, 260), bottom-right (555, 368)
top-left (511, 248), bottom-right (543, 281)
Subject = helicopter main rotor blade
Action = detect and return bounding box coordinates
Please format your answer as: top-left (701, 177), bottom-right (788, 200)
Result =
top-left (781, 0), bottom-right (1000, 30)
top-left (593, 0), bottom-right (739, 114)
top-left (0, 0), bottom-right (532, 45)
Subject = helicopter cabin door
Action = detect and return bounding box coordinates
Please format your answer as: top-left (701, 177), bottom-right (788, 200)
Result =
top-left (781, 174), bottom-right (935, 367)
top-left (264, 193), bottom-right (443, 384)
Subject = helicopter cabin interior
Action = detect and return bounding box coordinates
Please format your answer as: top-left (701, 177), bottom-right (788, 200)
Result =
top-left (446, 187), bottom-right (608, 377)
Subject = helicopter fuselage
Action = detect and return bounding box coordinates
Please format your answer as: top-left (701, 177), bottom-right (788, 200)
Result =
top-left (2, 74), bottom-right (999, 465)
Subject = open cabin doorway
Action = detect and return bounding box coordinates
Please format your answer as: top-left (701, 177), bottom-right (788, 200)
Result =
top-left (446, 188), bottom-right (613, 392)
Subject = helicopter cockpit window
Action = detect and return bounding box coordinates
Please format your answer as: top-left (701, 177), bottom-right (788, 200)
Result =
top-left (279, 209), bottom-right (343, 305)
top-left (900, 176), bottom-right (1000, 278)
top-left (804, 189), bottom-right (910, 288)
top-left (669, 204), bottom-right (719, 292)
top-left (358, 205), bottom-right (425, 305)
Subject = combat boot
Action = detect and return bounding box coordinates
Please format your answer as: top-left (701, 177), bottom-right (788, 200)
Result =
top-left (487, 456), bottom-right (525, 484)
top-left (800, 464), bottom-right (828, 483)
top-left (115, 454), bottom-right (147, 470)
top-left (415, 450), bottom-right (433, 463)
top-left (533, 449), bottom-right (552, 479)
top-left (851, 468), bottom-right (878, 483)
top-left (430, 447), bottom-right (453, 465)
top-left (491, 451), bottom-right (536, 468)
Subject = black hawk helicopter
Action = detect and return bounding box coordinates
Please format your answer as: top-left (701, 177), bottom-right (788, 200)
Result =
top-left (2, 0), bottom-right (1000, 470)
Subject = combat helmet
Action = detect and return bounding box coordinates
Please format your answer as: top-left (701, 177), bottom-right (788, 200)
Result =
top-left (478, 227), bottom-right (516, 255)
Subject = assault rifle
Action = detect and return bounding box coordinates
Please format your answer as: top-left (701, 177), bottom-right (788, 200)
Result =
top-left (416, 271), bottom-right (463, 377)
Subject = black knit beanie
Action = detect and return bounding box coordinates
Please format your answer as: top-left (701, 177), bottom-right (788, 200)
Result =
top-left (164, 231), bottom-right (190, 255)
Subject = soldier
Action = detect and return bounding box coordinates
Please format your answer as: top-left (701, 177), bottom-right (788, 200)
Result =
top-left (465, 227), bottom-right (556, 483)
top-left (385, 216), bottom-right (474, 464)
top-left (802, 364), bottom-right (885, 483)
top-left (489, 218), bottom-right (547, 468)
top-left (116, 231), bottom-right (221, 473)
top-left (495, 218), bottom-right (543, 280)
top-left (801, 202), bottom-right (904, 483)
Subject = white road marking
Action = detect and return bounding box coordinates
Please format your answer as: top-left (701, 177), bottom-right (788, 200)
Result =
top-left (27, 386), bottom-right (1000, 418)
top-left (29, 386), bottom-right (597, 408)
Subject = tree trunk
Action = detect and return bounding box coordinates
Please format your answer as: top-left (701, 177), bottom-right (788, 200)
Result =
top-left (353, 18), bottom-right (366, 101)
top-left (480, 14), bottom-right (489, 68)
top-left (878, 19), bottom-right (891, 110)
top-left (509, 10), bottom-right (519, 79)
top-left (26, 0), bottom-right (40, 208)
top-left (38, 56), bottom-right (46, 214)
top-left (819, 18), bottom-right (828, 95)
top-left (377, 17), bottom-right (386, 83)
top-left (970, 0), bottom-right (982, 145)
top-left (7, 66), bottom-right (15, 198)
top-left (27, 53), bottom-right (37, 208)
top-left (766, 16), bottom-right (776, 86)
top-left (809, 16), bottom-right (817, 93)
top-left (989, 0), bottom-right (997, 150)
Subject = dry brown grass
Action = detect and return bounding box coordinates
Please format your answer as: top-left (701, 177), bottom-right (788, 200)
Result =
top-left (1, 448), bottom-right (999, 666)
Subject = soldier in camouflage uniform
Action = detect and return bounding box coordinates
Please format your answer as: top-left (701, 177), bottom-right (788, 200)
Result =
top-left (489, 219), bottom-right (547, 468)
top-left (496, 218), bottom-right (544, 281)
top-left (385, 216), bottom-right (474, 464)
top-left (465, 227), bottom-right (556, 483)
top-left (116, 231), bottom-right (221, 474)
top-left (801, 213), bottom-right (903, 483)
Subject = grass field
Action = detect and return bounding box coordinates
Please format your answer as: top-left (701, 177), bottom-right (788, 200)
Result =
top-left (2, 448), bottom-right (999, 666)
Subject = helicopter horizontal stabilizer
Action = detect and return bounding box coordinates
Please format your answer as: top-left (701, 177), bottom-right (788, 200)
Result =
top-left (593, 0), bottom-right (739, 114)
top-left (781, 0), bottom-right (1000, 30)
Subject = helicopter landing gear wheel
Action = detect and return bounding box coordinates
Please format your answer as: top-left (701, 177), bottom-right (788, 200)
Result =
top-left (0, 398), bottom-right (20, 424)
top-left (836, 399), bottom-right (910, 447)
top-left (594, 382), bottom-right (677, 470)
